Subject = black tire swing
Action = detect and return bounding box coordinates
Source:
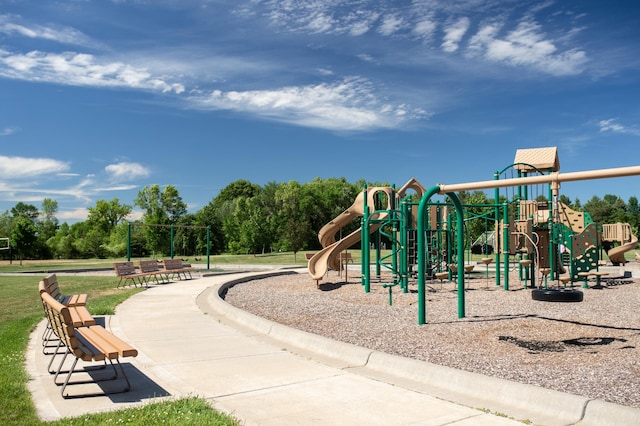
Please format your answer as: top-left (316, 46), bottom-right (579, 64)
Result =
top-left (531, 288), bottom-right (583, 302)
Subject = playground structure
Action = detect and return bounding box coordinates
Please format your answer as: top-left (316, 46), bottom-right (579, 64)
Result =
top-left (307, 178), bottom-right (426, 284)
top-left (306, 147), bottom-right (640, 324)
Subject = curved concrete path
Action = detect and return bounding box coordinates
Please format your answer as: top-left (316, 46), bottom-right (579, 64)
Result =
top-left (28, 270), bottom-right (640, 425)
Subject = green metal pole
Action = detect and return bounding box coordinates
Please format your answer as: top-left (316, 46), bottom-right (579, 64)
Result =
top-left (362, 185), bottom-right (370, 292)
top-left (503, 202), bottom-right (510, 290)
top-left (127, 222), bottom-right (131, 261)
top-left (376, 232), bottom-right (381, 278)
top-left (493, 172), bottom-right (501, 287)
top-left (206, 226), bottom-right (211, 270)
top-left (446, 211), bottom-right (453, 280)
top-left (417, 186), bottom-right (441, 325)
top-left (447, 192), bottom-right (466, 319)
top-left (400, 197), bottom-right (410, 292)
top-left (548, 178), bottom-right (555, 281)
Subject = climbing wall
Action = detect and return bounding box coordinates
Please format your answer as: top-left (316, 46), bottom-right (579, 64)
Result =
top-left (557, 202), bottom-right (586, 233)
top-left (570, 222), bottom-right (599, 279)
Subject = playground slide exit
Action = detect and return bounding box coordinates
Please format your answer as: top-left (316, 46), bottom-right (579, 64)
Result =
top-left (308, 189), bottom-right (389, 281)
top-left (608, 233), bottom-right (638, 265)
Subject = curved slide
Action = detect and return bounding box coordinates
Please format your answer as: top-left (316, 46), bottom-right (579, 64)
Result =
top-left (308, 178), bottom-right (426, 281)
top-left (608, 233), bottom-right (638, 265)
top-left (308, 189), bottom-right (390, 281)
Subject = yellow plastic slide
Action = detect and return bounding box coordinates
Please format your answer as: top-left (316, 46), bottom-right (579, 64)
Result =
top-left (308, 188), bottom-right (390, 280)
top-left (308, 178), bottom-right (426, 282)
top-left (608, 233), bottom-right (638, 265)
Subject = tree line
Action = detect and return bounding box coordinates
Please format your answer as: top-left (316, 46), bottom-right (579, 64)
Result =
top-left (0, 177), bottom-right (638, 263)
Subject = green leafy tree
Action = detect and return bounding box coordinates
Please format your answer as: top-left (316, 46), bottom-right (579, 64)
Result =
top-left (238, 197), bottom-right (271, 254)
top-left (38, 198), bottom-right (59, 258)
top-left (276, 181), bottom-right (311, 261)
top-left (135, 185), bottom-right (187, 256)
top-left (11, 217), bottom-right (37, 264)
top-left (584, 195), bottom-right (618, 225)
top-left (39, 198), bottom-right (59, 240)
top-left (87, 198), bottom-right (132, 234)
top-left (194, 204), bottom-right (224, 255)
top-left (204, 180), bottom-right (262, 254)
top-left (627, 196), bottom-right (640, 234)
top-left (11, 202), bottom-right (39, 221)
top-left (212, 180), bottom-right (260, 209)
top-left (300, 178), bottom-right (360, 249)
top-left (50, 222), bottom-right (79, 259)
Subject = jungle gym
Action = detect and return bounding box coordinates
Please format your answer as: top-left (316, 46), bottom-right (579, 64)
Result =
top-left (306, 147), bottom-right (640, 324)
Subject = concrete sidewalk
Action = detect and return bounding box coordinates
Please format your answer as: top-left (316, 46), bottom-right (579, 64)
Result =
top-left (28, 270), bottom-right (640, 425)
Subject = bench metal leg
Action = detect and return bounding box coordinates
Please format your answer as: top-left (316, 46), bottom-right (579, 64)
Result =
top-left (59, 358), bottom-right (132, 399)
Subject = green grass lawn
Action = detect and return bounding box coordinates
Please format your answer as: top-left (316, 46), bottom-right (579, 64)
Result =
top-left (0, 272), bottom-right (240, 425)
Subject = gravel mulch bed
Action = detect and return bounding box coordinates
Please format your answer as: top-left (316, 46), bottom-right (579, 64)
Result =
top-left (224, 268), bottom-right (640, 408)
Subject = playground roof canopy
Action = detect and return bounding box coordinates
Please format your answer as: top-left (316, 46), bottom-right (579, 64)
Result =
top-left (514, 147), bottom-right (560, 173)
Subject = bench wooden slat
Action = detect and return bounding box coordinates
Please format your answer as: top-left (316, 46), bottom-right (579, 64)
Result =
top-left (71, 306), bottom-right (97, 327)
top-left (66, 293), bottom-right (88, 306)
top-left (80, 326), bottom-right (138, 358)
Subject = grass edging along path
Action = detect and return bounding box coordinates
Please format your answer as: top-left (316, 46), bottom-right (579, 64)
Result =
top-left (0, 273), bottom-right (241, 426)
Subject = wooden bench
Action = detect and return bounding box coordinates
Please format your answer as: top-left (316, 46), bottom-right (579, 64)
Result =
top-left (162, 258), bottom-right (194, 280)
top-left (138, 259), bottom-right (170, 284)
top-left (114, 261), bottom-right (149, 288)
top-left (339, 252), bottom-right (353, 262)
top-left (40, 291), bottom-right (138, 398)
top-left (39, 276), bottom-right (96, 355)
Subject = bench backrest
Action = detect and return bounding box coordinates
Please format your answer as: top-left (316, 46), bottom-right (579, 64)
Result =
top-left (42, 273), bottom-right (62, 300)
top-left (114, 261), bottom-right (138, 276)
top-left (139, 259), bottom-right (161, 273)
top-left (162, 258), bottom-right (184, 270)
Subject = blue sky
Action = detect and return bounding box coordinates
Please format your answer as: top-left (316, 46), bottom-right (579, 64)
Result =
top-left (0, 1), bottom-right (639, 223)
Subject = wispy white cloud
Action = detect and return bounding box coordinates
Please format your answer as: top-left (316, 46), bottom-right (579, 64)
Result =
top-left (0, 156), bottom-right (148, 216)
top-left (0, 14), bottom-right (98, 48)
top-left (467, 20), bottom-right (587, 76)
top-left (441, 17), bottom-right (470, 53)
top-left (344, 11), bottom-right (379, 36)
top-left (0, 50), bottom-right (185, 93)
top-left (191, 77), bottom-right (428, 131)
top-left (105, 162), bottom-right (151, 181)
top-left (599, 118), bottom-right (640, 136)
top-left (413, 18), bottom-right (437, 41)
top-left (94, 184), bottom-right (139, 191)
top-left (0, 127), bottom-right (18, 136)
top-left (356, 53), bottom-right (374, 63)
top-left (243, 1), bottom-right (592, 78)
top-left (0, 155), bottom-right (69, 179)
top-left (57, 207), bottom-right (89, 221)
top-left (378, 14), bottom-right (404, 36)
